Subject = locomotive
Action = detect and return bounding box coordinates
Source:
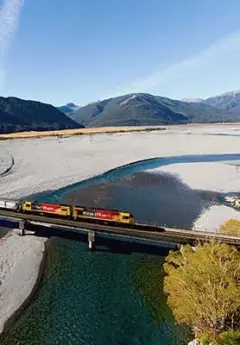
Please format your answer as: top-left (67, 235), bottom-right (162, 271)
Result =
top-left (0, 198), bottom-right (135, 225)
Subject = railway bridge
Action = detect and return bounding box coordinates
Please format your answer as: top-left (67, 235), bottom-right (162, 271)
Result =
top-left (0, 209), bottom-right (239, 250)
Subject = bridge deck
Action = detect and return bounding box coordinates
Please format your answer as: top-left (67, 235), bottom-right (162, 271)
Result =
top-left (0, 209), bottom-right (239, 246)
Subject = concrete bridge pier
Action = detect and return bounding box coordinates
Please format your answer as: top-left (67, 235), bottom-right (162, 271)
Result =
top-left (19, 219), bottom-right (26, 236)
top-left (88, 230), bottom-right (96, 251)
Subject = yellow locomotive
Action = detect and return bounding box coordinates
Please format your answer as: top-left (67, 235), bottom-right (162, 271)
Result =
top-left (21, 200), bottom-right (71, 217)
top-left (20, 200), bottom-right (135, 225)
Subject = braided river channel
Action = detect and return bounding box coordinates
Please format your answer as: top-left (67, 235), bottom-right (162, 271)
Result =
top-left (1, 153), bottom-right (240, 345)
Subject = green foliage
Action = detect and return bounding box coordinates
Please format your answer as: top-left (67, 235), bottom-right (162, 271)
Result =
top-left (215, 329), bottom-right (240, 345)
top-left (199, 334), bottom-right (212, 345)
top-left (163, 241), bottom-right (240, 343)
top-left (220, 219), bottom-right (240, 236)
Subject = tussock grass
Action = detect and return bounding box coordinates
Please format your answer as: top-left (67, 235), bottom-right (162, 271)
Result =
top-left (0, 122), bottom-right (239, 140)
top-left (0, 126), bottom-right (166, 140)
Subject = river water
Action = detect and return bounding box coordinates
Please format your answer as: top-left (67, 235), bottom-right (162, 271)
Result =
top-left (1, 153), bottom-right (240, 345)
top-left (1, 238), bottom-right (190, 345)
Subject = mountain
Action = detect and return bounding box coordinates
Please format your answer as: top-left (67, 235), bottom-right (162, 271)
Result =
top-left (58, 103), bottom-right (79, 114)
top-left (203, 91), bottom-right (240, 114)
top-left (3, 90), bottom-right (239, 134)
top-left (70, 94), bottom-right (189, 126)
top-left (69, 93), bottom-right (237, 127)
top-left (181, 98), bottom-right (203, 103)
top-left (0, 97), bottom-right (83, 134)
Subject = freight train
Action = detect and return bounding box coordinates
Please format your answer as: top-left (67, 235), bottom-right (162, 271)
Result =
top-left (0, 198), bottom-right (136, 226)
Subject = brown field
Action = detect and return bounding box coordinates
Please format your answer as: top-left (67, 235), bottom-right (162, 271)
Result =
top-left (0, 122), bottom-right (239, 140)
top-left (0, 126), bottom-right (166, 140)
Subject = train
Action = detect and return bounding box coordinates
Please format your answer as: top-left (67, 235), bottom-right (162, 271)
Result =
top-left (0, 198), bottom-right (136, 226)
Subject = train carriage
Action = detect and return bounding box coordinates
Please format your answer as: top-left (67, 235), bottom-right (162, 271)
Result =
top-left (0, 198), bottom-right (20, 211)
top-left (21, 200), bottom-right (71, 217)
top-left (73, 206), bottom-right (135, 224)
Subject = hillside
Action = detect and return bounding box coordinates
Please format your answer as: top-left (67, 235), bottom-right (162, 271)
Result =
top-left (69, 93), bottom-right (236, 127)
top-left (2, 91), bottom-right (239, 134)
top-left (203, 91), bottom-right (240, 113)
top-left (58, 102), bottom-right (79, 114)
top-left (181, 98), bottom-right (203, 103)
top-left (0, 97), bottom-right (83, 134)
top-left (69, 94), bottom-right (189, 126)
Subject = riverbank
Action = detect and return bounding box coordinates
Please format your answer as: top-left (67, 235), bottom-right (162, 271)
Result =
top-left (0, 230), bottom-right (46, 335)
top-left (0, 125), bottom-right (239, 337)
top-left (0, 125), bottom-right (166, 140)
top-left (0, 122), bottom-right (238, 140)
top-left (0, 126), bottom-right (239, 199)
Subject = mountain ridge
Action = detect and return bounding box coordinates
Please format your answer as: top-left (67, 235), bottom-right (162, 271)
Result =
top-left (58, 102), bottom-right (79, 114)
top-left (69, 92), bottom-right (240, 127)
top-left (1, 89), bottom-right (239, 134)
top-left (203, 91), bottom-right (240, 113)
top-left (0, 96), bottom-right (83, 134)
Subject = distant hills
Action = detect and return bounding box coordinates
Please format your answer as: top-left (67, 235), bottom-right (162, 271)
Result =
top-left (0, 97), bottom-right (83, 134)
top-left (181, 98), bottom-right (203, 103)
top-left (67, 91), bottom-right (240, 127)
top-left (203, 90), bottom-right (240, 113)
top-left (1, 90), bottom-right (239, 134)
top-left (58, 102), bottom-right (79, 115)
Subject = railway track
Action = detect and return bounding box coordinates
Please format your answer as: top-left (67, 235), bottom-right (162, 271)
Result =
top-left (0, 209), bottom-right (239, 246)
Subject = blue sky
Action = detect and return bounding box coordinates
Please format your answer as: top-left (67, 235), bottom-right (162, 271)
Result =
top-left (0, 0), bottom-right (240, 106)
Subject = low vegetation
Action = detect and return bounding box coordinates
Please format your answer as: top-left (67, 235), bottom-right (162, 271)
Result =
top-left (1, 122), bottom-right (237, 140)
top-left (219, 219), bottom-right (240, 236)
top-left (0, 125), bottom-right (166, 140)
top-left (163, 239), bottom-right (240, 345)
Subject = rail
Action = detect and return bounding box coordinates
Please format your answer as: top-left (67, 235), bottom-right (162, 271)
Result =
top-left (0, 209), bottom-right (239, 246)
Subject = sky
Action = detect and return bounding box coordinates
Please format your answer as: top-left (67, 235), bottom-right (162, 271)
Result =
top-left (0, 0), bottom-right (240, 106)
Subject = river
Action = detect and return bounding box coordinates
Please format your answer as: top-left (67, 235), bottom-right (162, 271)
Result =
top-left (1, 153), bottom-right (240, 345)
top-left (1, 237), bottom-right (191, 345)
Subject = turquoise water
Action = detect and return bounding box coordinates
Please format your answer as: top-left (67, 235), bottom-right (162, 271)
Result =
top-left (0, 220), bottom-right (20, 238)
top-left (0, 239), bottom-right (190, 345)
top-left (0, 227), bottom-right (9, 238)
top-left (27, 153), bottom-right (240, 203)
top-left (2, 153), bottom-right (239, 345)
top-left (208, 130), bottom-right (240, 136)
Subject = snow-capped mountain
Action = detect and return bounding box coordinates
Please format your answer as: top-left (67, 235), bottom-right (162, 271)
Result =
top-left (203, 90), bottom-right (240, 113)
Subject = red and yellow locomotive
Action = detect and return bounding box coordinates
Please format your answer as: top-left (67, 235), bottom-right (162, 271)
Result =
top-left (20, 200), bottom-right (135, 225)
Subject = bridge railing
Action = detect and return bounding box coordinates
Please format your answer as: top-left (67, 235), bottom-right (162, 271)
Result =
top-left (155, 222), bottom-right (239, 237)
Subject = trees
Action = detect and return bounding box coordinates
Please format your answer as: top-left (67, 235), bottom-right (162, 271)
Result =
top-left (219, 219), bottom-right (240, 237)
top-left (163, 241), bottom-right (240, 344)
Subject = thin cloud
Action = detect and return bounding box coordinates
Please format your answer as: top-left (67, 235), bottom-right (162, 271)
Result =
top-left (0, 0), bottom-right (25, 89)
top-left (106, 31), bottom-right (240, 98)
